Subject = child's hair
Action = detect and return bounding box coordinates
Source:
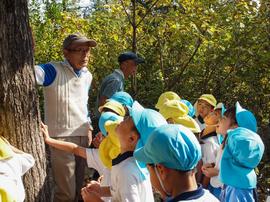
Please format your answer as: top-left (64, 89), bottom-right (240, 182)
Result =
top-left (198, 99), bottom-right (215, 107)
top-left (222, 107), bottom-right (237, 149)
top-left (131, 121), bottom-right (140, 138)
top-left (214, 108), bottom-right (222, 113)
top-left (148, 163), bottom-right (194, 174)
top-left (223, 107), bottom-right (237, 125)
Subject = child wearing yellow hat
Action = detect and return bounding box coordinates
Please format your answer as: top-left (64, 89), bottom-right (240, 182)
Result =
top-left (197, 103), bottom-right (223, 191)
top-left (0, 137), bottom-right (35, 202)
top-left (159, 99), bottom-right (201, 134)
top-left (92, 100), bottom-right (126, 148)
top-left (194, 94), bottom-right (217, 131)
top-left (155, 91), bottom-right (180, 110)
top-left (98, 100), bottom-right (126, 117)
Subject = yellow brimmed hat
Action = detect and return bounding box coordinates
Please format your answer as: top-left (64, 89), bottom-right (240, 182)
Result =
top-left (159, 100), bottom-right (201, 133)
top-left (98, 120), bottom-right (121, 169)
top-left (173, 116), bottom-right (201, 133)
top-left (159, 100), bottom-right (189, 119)
top-left (98, 100), bottom-right (126, 117)
top-left (198, 94), bottom-right (217, 107)
top-left (0, 137), bottom-right (13, 160)
top-left (155, 91), bottom-right (180, 110)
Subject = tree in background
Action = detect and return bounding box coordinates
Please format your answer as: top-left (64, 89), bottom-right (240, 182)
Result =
top-left (30, 0), bottom-right (270, 124)
top-left (0, 0), bottom-right (51, 201)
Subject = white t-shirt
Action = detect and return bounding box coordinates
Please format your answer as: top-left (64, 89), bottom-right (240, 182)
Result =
top-left (169, 185), bottom-right (219, 202)
top-left (86, 148), bottom-right (111, 186)
top-left (200, 134), bottom-right (220, 165)
top-left (111, 154), bottom-right (154, 202)
top-left (0, 152), bottom-right (35, 202)
top-left (85, 148), bottom-right (111, 202)
top-left (210, 146), bottom-right (223, 188)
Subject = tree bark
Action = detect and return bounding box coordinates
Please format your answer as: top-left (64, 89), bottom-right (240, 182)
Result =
top-left (0, 1), bottom-right (51, 201)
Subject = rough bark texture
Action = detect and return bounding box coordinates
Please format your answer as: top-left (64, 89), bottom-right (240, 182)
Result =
top-left (0, 1), bottom-right (51, 201)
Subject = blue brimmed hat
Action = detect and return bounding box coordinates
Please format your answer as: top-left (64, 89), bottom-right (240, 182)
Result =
top-left (235, 102), bottom-right (257, 132)
top-left (108, 91), bottom-right (134, 109)
top-left (129, 101), bottom-right (167, 178)
top-left (130, 101), bottom-right (167, 149)
top-left (98, 112), bottom-right (123, 136)
top-left (219, 127), bottom-right (264, 189)
top-left (134, 124), bottom-right (201, 171)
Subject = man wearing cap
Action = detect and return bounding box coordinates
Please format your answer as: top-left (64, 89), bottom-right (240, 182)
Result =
top-left (34, 33), bottom-right (97, 202)
top-left (94, 51), bottom-right (144, 118)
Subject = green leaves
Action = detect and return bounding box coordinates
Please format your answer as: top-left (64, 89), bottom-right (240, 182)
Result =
top-left (30, 0), bottom-right (270, 125)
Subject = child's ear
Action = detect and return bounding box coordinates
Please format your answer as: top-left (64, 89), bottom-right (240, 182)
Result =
top-left (129, 131), bottom-right (139, 144)
top-left (156, 164), bottom-right (169, 180)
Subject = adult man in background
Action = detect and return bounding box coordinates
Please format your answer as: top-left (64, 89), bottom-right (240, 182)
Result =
top-left (35, 33), bottom-right (97, 202)
top-left (94, 51), bottom-right (144, 118)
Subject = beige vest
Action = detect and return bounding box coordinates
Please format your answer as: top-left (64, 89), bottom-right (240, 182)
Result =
top-left (44, 62), bottom-right (92, 137)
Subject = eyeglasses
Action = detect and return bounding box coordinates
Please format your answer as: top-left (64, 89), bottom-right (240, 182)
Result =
top-left (67, 48), bottom-right (90, 54)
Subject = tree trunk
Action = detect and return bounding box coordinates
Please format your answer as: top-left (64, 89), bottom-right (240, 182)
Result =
top-left (0, 1), bottom-right (51, 201)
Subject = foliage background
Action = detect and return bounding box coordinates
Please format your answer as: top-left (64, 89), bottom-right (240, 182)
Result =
top-left (29, 0), bottom-right (270, 200)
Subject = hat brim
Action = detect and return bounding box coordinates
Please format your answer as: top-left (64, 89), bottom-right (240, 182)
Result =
top-left (174, 116), bottom-right (201, 133)
top-left (198, 97), bottom-right (216, 107)
top-left (134, 57), bottom-right (145, 64)
top-left (72, 38), bottom-right (97, 47)
top-left (134, 146), bottom-right (154, 165)
top-left (220, 146), bottom-right (257, 189)
top-left (98, 106), bottom-right (125, 117)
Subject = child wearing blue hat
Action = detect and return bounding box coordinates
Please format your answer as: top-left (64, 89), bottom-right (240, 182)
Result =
top-left (219, 127), bottom-right (264, 202)
top-left (202, 102), bottom-right (263, 202)
top-left (218, 103), bottom-right (263, 202)
top-left (108, 91), bottom-right (134, 111)
top-left (81, 101), bottom-right (167, 202)
top-left (134, 124), bottom-right (219, 201)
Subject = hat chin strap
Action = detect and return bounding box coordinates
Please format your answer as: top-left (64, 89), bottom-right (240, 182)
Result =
top-left (154, 166), bottom-right (171, 197)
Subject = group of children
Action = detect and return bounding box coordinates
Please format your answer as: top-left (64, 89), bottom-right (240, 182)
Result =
top-left (0, 91), bottom-right (265, 202)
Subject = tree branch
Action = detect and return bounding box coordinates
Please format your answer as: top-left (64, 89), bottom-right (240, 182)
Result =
top-left (119, 0), bottom-right (133, 25)
top-left (168, 37), bottom-right (202, 89)
top-left (136, 0), bottom-right (160, 27)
